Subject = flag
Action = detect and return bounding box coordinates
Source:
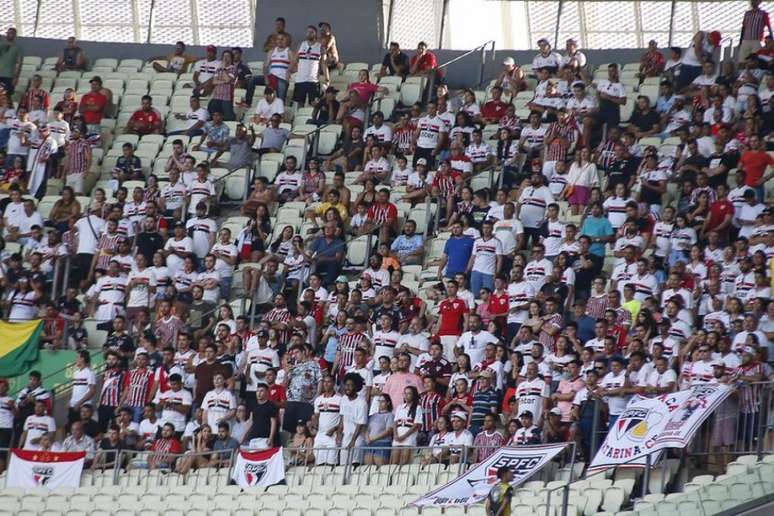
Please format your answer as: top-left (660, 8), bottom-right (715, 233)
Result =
top-left (0, 320), bottom-right (42, 377)
top-left (588, 384), bottom-right (731, 472)
top-left (6, 449), bottom-right (85, 489)
top-left (231, 447), bottom-right (285, 488)
top-left (410, 444), bottom-right (568, 507)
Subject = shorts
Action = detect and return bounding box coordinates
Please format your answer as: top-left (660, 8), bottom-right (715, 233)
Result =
top-left (66, 172), bottom-right (85, 194)
top-left (568, 185), bottom-right (590, 206)
top-left (439, 335), bottom-right (459, 361)
top-left (293, 82), bottom-right (320, 105)
top-left (364, 439), bottom-right (391, 460)
top-left (314, 433), bottom-right (338, 465)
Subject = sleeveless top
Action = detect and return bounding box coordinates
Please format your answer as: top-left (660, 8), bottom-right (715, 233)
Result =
top-left (268, 47), bottom-right (291, 81)
top-left (296, 41), bottom-right (321, 83)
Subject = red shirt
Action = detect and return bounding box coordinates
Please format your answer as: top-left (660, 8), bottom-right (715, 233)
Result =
top-left (437, 296), bottom-right (469, 336)
top-left (706, 199), bottom-right (735, 233)
top-left (129, 108), bottom-right (161, 133)
top-left (367, 202), bottom-right (398, 224)
top-left (267, 384), bottom-right (287, 404)
top-left (348, 82), bottom-right (379, 103)
top-left (738, 150), bottom-right (774, 186)
top-left (481, 100), bottom-right (508, 121)
top-left (488, 292), bottom-right (509, 317)
top-left (79, 92), bottom-right (108, 124)
top-left (410, 52), bottom-right (437, 73)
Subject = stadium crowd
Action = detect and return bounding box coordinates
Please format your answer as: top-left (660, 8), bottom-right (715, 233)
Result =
top-left (0, 3), bottom-right (773, 477)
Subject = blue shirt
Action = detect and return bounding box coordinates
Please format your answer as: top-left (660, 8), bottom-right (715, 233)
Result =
top-left (310, 236), bottom-right (344, 258)
top-left (575, 314), bottom-right (596, 342)
top-left (580, 216), bottom-right (613, 257)
top-left (656, 94), bottom-right (674, 115)
top-left (391, 234), bottom-right (424, 257)
top-left (443, 236), bottom-right (474, 276)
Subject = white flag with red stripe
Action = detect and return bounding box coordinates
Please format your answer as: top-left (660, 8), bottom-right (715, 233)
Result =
top-left (230, 447), bottom-right (285, 488)
top-left (6, 449), bottom-right (85, 489)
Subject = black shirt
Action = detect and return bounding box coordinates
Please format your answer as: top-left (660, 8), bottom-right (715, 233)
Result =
top-left (97, 438), bottom-right (125, 463)
top-left (248, 400), bottom-right (279, 445)
top-left (80, 418), bottom-right (101, 439)
top-left (135, 231), bottom-right (165, 263)
top-left (706, 152), bottom-right (737, 188)
top-left (382, 52), bottom-right (410, 77)
top-left (628, 109), bottom-right (660, 134)
top-left (371, 304), bottom-right (403, 331)
top-left (607, 158), bottom-right (636, 188)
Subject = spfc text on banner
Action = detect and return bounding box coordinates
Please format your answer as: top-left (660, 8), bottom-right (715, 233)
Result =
top-left (589, 384), bottom-right (731, 472)
top-left (410, 444), bottom-right (568, 507)
top-left (230, 447), bottom-right (286, 488)
top-left (6, 449), bottom-right (85, 489)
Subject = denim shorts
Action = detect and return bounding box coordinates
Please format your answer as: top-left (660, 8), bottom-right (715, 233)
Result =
top-left (365, 439), bottom-right (391, 460)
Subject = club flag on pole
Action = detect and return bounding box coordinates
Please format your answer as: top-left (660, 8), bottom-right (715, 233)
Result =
top-left (6, 449), bottom-right (85, 489)
top-left (410, 443), bottom-right (568, 507)
top-left (588, 383), bottom-right (731, 472)
top-left (0, 320), bottom-right (42, 377)
top-left (231, 447), bottom-right (285, 488)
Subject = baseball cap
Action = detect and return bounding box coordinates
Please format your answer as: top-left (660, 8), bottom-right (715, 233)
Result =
top-left (335, 275), bottom-right (348, 283)
top-left (503, 57), bottom-right (515, 66)
top-left (451, 411), bottom-right (468, 421)
top-left (549, 407), bottom-right (562, 416)
top-left (710, 359), bottom-right (724, 368)
top-left (479, 369), bottom-right (493, 378)
top-left (89, 76), bottom-right (102, 84)
top-left (257, 330), bottom-right (269, 338)
top-left (416, 158), bottom-right (428, 166)
top-left (206, 45), bottom-right (217, 52)
top-left (743, 346), bottom-right (757, 355)
top-left (519, 410), bottom-right (534, 419)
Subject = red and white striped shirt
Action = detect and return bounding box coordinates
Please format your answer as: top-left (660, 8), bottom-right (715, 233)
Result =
top-left (367, 202), bottom-right (398, 224)
top-left (265, 307), bottom-right (292, 344)
top-left (123, 367), bottom-right (154, 407)
top-left (67, 139), bottom-right (91, 175)
top-left (100, 368), bottom-right (128, 408)
top-left (742, 7), bottom-right (771, 41)
top-left (545, 121), bottom-right (577, 162)
top-left (338, 332), bottom-right (369, 369)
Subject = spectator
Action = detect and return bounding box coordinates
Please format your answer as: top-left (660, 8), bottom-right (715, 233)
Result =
top-left (192, 45), bottom-right (221, 97)
top-left (126, 95), bottom-right (162, 136)
top-left (55, 36), bottom-right (87, 72)
top-left (148, 41), bottom-right (197, 73)
top-left (380, 42), bottom-right (410, 79)
top-left (292, 25), bottom-right (324, 108)
top-left (78, 77), bottom-right (108, 139)
top-left (170, 96), bottom-right (208, 137)
top-left (0, 28), bottom-right (21, 95)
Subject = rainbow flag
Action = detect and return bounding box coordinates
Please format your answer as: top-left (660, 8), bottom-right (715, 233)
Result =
top-left (0, 320), bottom-right (42, 377)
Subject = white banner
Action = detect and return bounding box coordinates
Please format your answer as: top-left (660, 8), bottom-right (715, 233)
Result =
top-left (589, 384), bottom-right (731, 472)
top-left (410, 444), bottom-right (568, 507)
top-left (230, 446), bottom-right (285, 488)
top-left (6, 449), bottom-right (85, 489)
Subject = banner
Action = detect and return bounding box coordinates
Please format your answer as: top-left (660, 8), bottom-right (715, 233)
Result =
top-left (0, 320), bottom-right (42, 377)
top-left (410, 444), bottom-right (568, 507)
top-left (6, 449), bottom-right (85, 489)
top-left (230, 447), bottom-right (285, 488)
top-left (589, 384), bottom-right (731, 472)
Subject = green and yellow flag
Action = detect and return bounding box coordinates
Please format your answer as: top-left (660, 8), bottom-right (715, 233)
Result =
top-left (0, 320), bottom-right (43, 377)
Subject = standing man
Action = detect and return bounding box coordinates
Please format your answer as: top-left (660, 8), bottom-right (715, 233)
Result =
top-left (0, 28), bottom-right (21, 95)
top-left (292, 26), bottom-right (324, 108)
top-left (434, 281), bottom-right (470, 360)
top-left (739, 1), bottom-right (773, 63)
top-left (485, 466), bottom-right (514, 516)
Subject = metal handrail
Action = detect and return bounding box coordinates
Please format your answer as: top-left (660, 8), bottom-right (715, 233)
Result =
top-left (423, 40), bottom-right (497, 104)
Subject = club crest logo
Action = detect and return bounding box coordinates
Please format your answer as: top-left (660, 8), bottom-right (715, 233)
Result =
top-left (32, 465), bottom-right (53, 486)
top-left (244, 462), bottom-right (267, 485)
top-left (615, 407), bottom-right (663, 442)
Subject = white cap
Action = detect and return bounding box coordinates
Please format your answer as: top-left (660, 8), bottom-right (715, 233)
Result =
top-left (549, 407), bottom-right (562, 416)
top-left (503, 57), bottom-right (515, 66)
top-left (710, 359), bottom-right (724, 368)
top-left (451, 411), bottom-right (468, 421)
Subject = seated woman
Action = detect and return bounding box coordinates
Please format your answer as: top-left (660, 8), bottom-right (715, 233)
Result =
top-left (241, 178), bottom-right (275, 217)
top-left (175, 423), bottom-right (215, 474)
top-left (335, 70), bottom-right (388, 138)
top-left (297, 158), bottom-right (325, 203)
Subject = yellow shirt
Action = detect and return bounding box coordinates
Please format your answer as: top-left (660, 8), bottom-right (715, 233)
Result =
top-left (315, 201), bottom-right (348, 221)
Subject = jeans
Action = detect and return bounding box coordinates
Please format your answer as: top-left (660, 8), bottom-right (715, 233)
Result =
top-left (207, 98), bottom-right (236, 121)
top-left (219, 275), bottom-right (233, 301)
top-left (470, 270), bottom-right (494, 297)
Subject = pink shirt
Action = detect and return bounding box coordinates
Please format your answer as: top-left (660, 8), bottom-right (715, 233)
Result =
top-left (348, 82), bottom-right (379, 103)
top-left (382, 372), bottom-right (424, 413)
top-left (556, 377), bottom-right (585, 422)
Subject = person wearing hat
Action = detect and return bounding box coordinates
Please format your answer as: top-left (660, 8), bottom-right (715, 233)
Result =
top-left (497, 56), bottom-right (526, 95)
top-left (379, 41), bottom-right (410, 79)
top-left (532, 39), bottom-right (562, 74)
top-left (78, 76), bottom-right (109, 138)
top-left (191, 45), bottom-right (221, 97)
top-left (446, 410), bottom-right (474, 463)
top-left (148, 41), bottom-right (196, 74)
top-left (513, 410), bottom-right (542, 445)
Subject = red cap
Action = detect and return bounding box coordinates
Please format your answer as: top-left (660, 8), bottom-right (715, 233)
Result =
top-left (708, 31), bottom-right (722, 47)
top-left (206, 44), bottom-right (217, 52)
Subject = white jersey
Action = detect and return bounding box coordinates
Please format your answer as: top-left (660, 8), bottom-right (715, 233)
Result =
top-left (159, 388), bottom-right (193, 431)
top-left (69, 367), bottom-right (96, 407)
top-left (210, 241), bottom-right (237, 278)
top-left (296, 41), bottom-right (322, 83)
top-left (543, 220), bottom-right (565, 256)
top-left (520, 125), bottom-right (547, 151)
top-left (202, 388), bottom-right (237, 430)
top-left (22, 414), bottom-right (56, 450)
top-left (268, 46), bottom-right (291, 80)
top-left (193, 59), bottom-right (222, 82)
top-left (186, 217), bottom-right (217, 259)
top-left (507, 281), bottom-right (535, 324)
top-left (415, 115), bottom-right (448, 149)
top-left (524, 258), bottom-right (554, 293)
top-left (601, 371), bottom-right (628, 415)
top-left (456, 330), bottom-right (499, 365)
top-left (340, 395), bottom-right (368, 439)
top-left (372, 330), bottom-right (401, 361)
top-left (518, 186), bottom-right (554, 229)
top-left (364, 124), bottom-right (393, 144)
top-left (139, 418), bottom-right (161, 441)
top-left (515, 377), bottom-right (549, 422)
top-left (640, 369), bottom-right (677, 391)
top-left (126, 268), bottom-right (157, 308)
top-left (471, 236), bottom-right (503, 275)
top-left (314, 394), bottom-right (343, 435)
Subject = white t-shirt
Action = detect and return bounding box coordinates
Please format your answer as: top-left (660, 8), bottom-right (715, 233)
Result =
top-left (601, 371), bottom-right (628, 415)
top-left (456, 330), bottom-right (499, 365)
top-left (186, 217), bottom-right (218, 259)
top-left (184, 108), bottom-right (209, 128)
top-left (507, 281), bottom-right (535, 324)
top-left (22, 414), bottom-right (56, 450)
top-left (193, 59), bottom-right (222, 82)
top-left (160, 388), bottom-right (193, 432)
top-left (524, 258), bottom-right (554, 293)
top-left (314, 394), bottom-right (343, 435)
top-left (471, 236), bottom-right (503, 275)
top-left (254, 97), bottom-right (285, 120)
top-left (202, 388), bottom-right (237, 430)
top-left (340, 395), bottom-right (368, 440)
top-left (515, 377), bottom-right (550, 422)
top-left (372, 330), bottom-right (401, 362)
top-left (364, 124), bottom-right (393, 144)
top-left (74, 215), bottom-right (106, 255)
top-left (518, 186), bottom-right (554, 229)
top-left (69, 367), bottom-right (96, 407)
top-left (126, 268), bottom-right (157, 308)
top-left (415, 115), bottom-right (448, 149)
